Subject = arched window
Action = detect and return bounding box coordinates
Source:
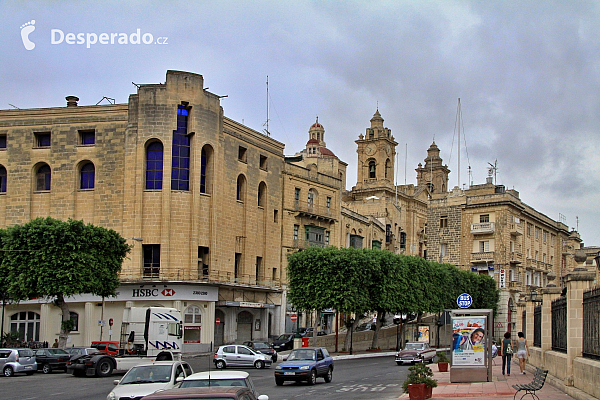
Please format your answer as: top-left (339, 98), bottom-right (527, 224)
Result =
top-left (200, 145), bottom-right (213, 194)
top-left (369, 161), bottom-right (376, 179)
top-left (146, 141), bottom-right (164, 190)
top-left (236, 175), bottom-right (246, 202)
top-left (184, 306), bottom-right (202, 324)
top-left (10, 311), bottom-right (40, 341)
top-left (36, 164), bottom-right (51, 191)
top-left (0, 165), bottom-right (6, 193)
top-left (80, 162), bottom-right (95, 189)
top-left (385, 159), bottom-right (392, 179)
top-left (258, 182), bottom-right (266, 207)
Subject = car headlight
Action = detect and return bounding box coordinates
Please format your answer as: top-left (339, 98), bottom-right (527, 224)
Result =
top-left (107, 392), bottom-right (116, 400)
top-left (275, 365), bottom-right (282, 370)
top-left (299, 365), bottom-right (310, 370)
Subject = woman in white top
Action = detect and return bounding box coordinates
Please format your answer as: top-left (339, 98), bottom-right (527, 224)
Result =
top-left (515, 331), bottom-right (530, 374)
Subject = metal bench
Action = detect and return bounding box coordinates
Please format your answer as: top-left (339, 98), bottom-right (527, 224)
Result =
top-left (512, 367), bottom-right (548, 400)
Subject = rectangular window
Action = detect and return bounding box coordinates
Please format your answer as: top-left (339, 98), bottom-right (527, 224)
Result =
top-left (272, 268), bottom-right (277, 281)
top-left (372, 240), bottom-right (381, 249)
top-left (349, 234), bottom-right (363, 249)
top-left (273, 209), bottom-right (278, 222)
top-left (198, 246), bottom-right (209, 279)
top-left (234, 253), bottom-right (241, 280)
top-left (256, 256), bottom-right (262, 284)
top-left (294, 188), bottom-right (300, 201)
top-left (479, 241), bottom-right (489, 252)
top-left (78, 129), bottom-right (95, 145)
top-left (305, 226), bottom-right (325, 246)
top-left (535, 250), bottom-right (539, 260)
top-left (527, 223), bottom-right (533, 236)
top-left (34, 132), bottom-right (51, 148)
top-left (238, 146), bottom-right (247, 162)
top-left (440, 243), bottom-right (448, 257)
top-left (172, 106), bottom-right (190, 191)
top-left (440, 216), bottom-right (448, 228)
top-left (143, 244), bottom-right (161, 278)
top-left (480, 214), bottom-right (490, 223)
top-left (543, 230), bottom-right (547, 243)
top-left (535, 227), bottom-right (540, 239)
top-left (400, 232), bottom-right (406, 249)
top-left (0, 134), bottom-right (6, 149)
top-left (259, 155), bottom-right (267, 170)
top-left (326, 197), bottom-right (331, 209)
top-left (325, 231), bottom-right (330, 245)
top-left (293, 225), bottom-right (299, 241)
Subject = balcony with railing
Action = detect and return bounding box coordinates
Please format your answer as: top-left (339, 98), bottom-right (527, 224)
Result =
top-left (510, 251), bottom-right (523, 264)
top-left (471, 222), bottom-right (495, 234)
top-left (294, 200), bottom-right (337, 222)
top-left (509, 280), bottom-right (523, 292)
top-left (470, 251), bottom-right (495, 263)
top-left (509, 222), bottom-right (524, 235)
top-left (198, 270), bottom-right (282, 289)
top-left (292, 239), bottom-right (326, 249)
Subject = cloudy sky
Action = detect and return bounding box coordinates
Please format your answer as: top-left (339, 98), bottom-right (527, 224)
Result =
top-left (2, 1), bottom-right (599, 246)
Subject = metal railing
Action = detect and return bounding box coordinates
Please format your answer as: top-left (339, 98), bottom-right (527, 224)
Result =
top-left (533, 305), bottom-right (541, 347)
top-left (197, 270), bottom-right (281, 288)
top-left (294, 200), bottom-right (334, 219)
top-left (583, 287), bottom-right (600, 360)
top-left (470, 222), bottom-right (495, 234)
top-left (551, 296), bottom-right (567, 353)
top-left (292, 239), bottom-right (326, 249)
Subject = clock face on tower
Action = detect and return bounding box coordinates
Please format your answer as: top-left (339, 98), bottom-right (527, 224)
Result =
top-left (365, 143), bottom-right (376, 156)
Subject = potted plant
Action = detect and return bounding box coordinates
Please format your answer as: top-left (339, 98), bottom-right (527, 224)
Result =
top-left (437, 350), bottom-right (450, 372)
top-left (402, 362), bottom-right (437, 400)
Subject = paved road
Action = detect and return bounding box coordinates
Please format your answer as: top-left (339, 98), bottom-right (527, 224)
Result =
top-left (0, 355), bottom-right (408, 400)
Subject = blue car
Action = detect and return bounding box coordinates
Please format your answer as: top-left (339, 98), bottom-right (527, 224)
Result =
top-left (274, 347), bottom-right (333, 386)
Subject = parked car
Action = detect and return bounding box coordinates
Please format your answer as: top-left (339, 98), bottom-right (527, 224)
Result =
top-left (355, 322), bottom-right (376, 331)
top-left (213, 345), bottom-right (271, 369)
top-left (272, 333), bottom-right (297, 352)
top-left (274, 347), bottom-right (333, 386)
top-left (395, 342), bottom-right (437, 365)
top-left (65, 347), bottom-right (98, 357)
top-left (106, 360), bottom-right (193, 400)
top-left (33, 348), bottom-right (70, 373)
top-left (0, 348), bottom-right (37, 377)
top-left (300, 327), bottom-right (327, 337)
top-left (242, 341), bottom-right (277, 362)
top-left (179, 370), bottom-right (264, 399)
top-left (141, 387), bottom-right (268, 400)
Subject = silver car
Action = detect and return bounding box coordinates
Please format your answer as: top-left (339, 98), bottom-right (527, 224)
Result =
top-left (213, 345), bottom-right (271, 369)
top-left (0, 348), bottom-right (37, 376)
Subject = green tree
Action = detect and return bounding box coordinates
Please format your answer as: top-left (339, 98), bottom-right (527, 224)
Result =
top-left (1, 217), bottom-right (131, 347)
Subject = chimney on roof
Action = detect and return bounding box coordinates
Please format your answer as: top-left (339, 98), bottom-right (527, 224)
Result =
top-left (65, 96), bottom-right (79, 107)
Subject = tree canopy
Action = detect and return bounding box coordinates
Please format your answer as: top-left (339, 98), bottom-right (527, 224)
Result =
top-left (0, 217), bottom-right (131, 346)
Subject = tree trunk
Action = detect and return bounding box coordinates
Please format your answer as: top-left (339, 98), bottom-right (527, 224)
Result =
top-left (370, 310), bottom-right (385, 349)
top-left (57, 294), bottom-right (71, 349)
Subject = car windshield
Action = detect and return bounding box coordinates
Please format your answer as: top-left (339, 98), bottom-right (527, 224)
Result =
top-left (180, 378), bottom-right (248, 388)
top-left (287, 350), bottom-right (315, 361)
top-left (252, 343), bottom-right (270, 350)
top-left (276, 334), bottom-right (292, 341)
top-left (405, 343), bottom-right (424, 350)
top-left (120, 365), bottom-right (173, 384)
top-left (47, 349), bottom-right (69, 355)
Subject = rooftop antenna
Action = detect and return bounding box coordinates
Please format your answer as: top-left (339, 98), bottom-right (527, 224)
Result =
top-left (96, 96), bottom-right (116, 105)
top-left (468, 165), bottom-right (473, 187)
top-left (487, 159), bottom-right (498, 185)
top-left (8, 104), bottom-right (20, 109)
top-left (457, 99), bottom-right (461, 188)
top-left (263, 75), bottom-right (270, 136)
top-left (576, 216), bottom-right (579, 232)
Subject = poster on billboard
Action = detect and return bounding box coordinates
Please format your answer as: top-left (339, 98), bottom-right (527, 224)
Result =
top-left (451, 316), bottom-right (486, 366)
top-left (417, 326), bottom-right (430, 343)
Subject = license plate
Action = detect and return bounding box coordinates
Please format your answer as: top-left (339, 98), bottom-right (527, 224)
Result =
top-left (24, 366), bottom-right (32, 370)
top-left (284, 372), bottom-right (295, 375)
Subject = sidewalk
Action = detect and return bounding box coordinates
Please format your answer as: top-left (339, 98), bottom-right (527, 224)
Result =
top-left (397, 357), bottom-right (581, 400)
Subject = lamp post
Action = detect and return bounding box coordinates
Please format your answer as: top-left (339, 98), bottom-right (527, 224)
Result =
top-left (529, 290), bottom-right (542, 304)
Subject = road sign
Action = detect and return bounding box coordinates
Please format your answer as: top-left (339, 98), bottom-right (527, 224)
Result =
top-left (215, 318), bottom-right (221, 325)
top-left (496, 322), bottom-right (503, 328)
top-left (108, 318), bottom-right (113, 327)
top-left (290, 314), bottom-right (298, 322)
top-left (457, 293), bottom-right (473, 309)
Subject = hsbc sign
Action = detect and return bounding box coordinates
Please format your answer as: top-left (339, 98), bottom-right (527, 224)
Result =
top-left (162, 288), bottom-right (176, 296)
top-left (132, 288), bottom-right (176, 298)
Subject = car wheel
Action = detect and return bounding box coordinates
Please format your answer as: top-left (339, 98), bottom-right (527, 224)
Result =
top-left (254, 360), bottom-right (265, 369)
top-left (429, 357), bottom-right (434, 364)
top-left (96, 359), bottom-right (113, 377)
top-left (42, 364), bottom-right (52, 374)
top-left (324, 367), bottom-right (333, 383)
top-left (307, 369), bottom-right (317, 385)
top-left (25, 371), bottom-right (34, 376)
top-left (73, 370), bottom-right (85, 377)
top-left (3, 367), bottom-right (14, 377)
top-left (215, 360), bottom-right (226, 369)
top-left (396, 362), bottom-right (402, 366)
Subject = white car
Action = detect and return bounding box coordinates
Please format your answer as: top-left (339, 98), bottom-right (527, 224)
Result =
top-left (179, 370), bottom-right (268, 400)
top-left (106, 360), bottom-right (193, 400)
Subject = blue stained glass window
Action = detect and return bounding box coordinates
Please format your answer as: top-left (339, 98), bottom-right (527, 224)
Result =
top-left (172, 105), bottom-right (190, 191)
top-left (146, 141), bottom-right (164, 190)
top-left (80, 162), bottom-right (95, 189)
top-left (0, 165), bottom-right (6, 193)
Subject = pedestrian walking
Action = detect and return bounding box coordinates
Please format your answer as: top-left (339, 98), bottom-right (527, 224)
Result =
top-left (501, 331), bottom-right (513, 376)
top-left (516, 331), bottom-right (530, 374)
top-left (52, 338), bottom-right (59, 348)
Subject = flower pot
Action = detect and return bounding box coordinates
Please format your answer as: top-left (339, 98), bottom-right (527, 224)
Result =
top-left (437, 361), bottom-right (449, 372)
top-left (408, 383), bottom-right (432, 400)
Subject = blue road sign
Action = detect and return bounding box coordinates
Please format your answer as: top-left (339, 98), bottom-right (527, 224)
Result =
top-left (457, 293), bottom-right (473, 309)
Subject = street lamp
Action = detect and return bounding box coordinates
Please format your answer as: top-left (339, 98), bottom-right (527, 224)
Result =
top-left (393, 313), bottom-right (407, 351)
top-left (347, 317), bottom-right (355, 355)
top-left (529, 290), bottom-right (542, 304)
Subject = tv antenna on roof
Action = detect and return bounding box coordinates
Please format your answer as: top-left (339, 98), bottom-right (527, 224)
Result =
top-left (487, 159), bottom-right (498, 185)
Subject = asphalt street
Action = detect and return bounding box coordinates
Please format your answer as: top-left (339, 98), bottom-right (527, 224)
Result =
top-left (0, 355), bottom-right (408, 400)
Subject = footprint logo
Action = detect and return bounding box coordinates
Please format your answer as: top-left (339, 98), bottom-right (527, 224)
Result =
top-left (20, 20), bottom-right (36, 50)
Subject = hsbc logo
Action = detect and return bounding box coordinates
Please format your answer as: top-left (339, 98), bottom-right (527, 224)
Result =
top-left (131, 288), bottom-right (176, 297)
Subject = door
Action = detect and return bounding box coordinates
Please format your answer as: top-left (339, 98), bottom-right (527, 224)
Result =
top-left (237, 311), bottom-right (253, 343)
top-left (214, 309), bottom-right (225, 346)
top-left (0, 350), bottom-right (10, 370)
top-left (236, 345), bottom-right (255, 367)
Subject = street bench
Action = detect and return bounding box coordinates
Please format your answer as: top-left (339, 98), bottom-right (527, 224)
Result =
top-left (512, 367), bottom-right (548, 400)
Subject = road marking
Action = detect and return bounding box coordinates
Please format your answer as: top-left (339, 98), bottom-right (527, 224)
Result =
top-left (337, 383), bottom-right (399, 392)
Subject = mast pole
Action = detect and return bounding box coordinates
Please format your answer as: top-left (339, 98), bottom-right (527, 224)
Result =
top-left (266, 76), bottom-right (269, 135)
top-left (457, 98), bottom-right (461, 189)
